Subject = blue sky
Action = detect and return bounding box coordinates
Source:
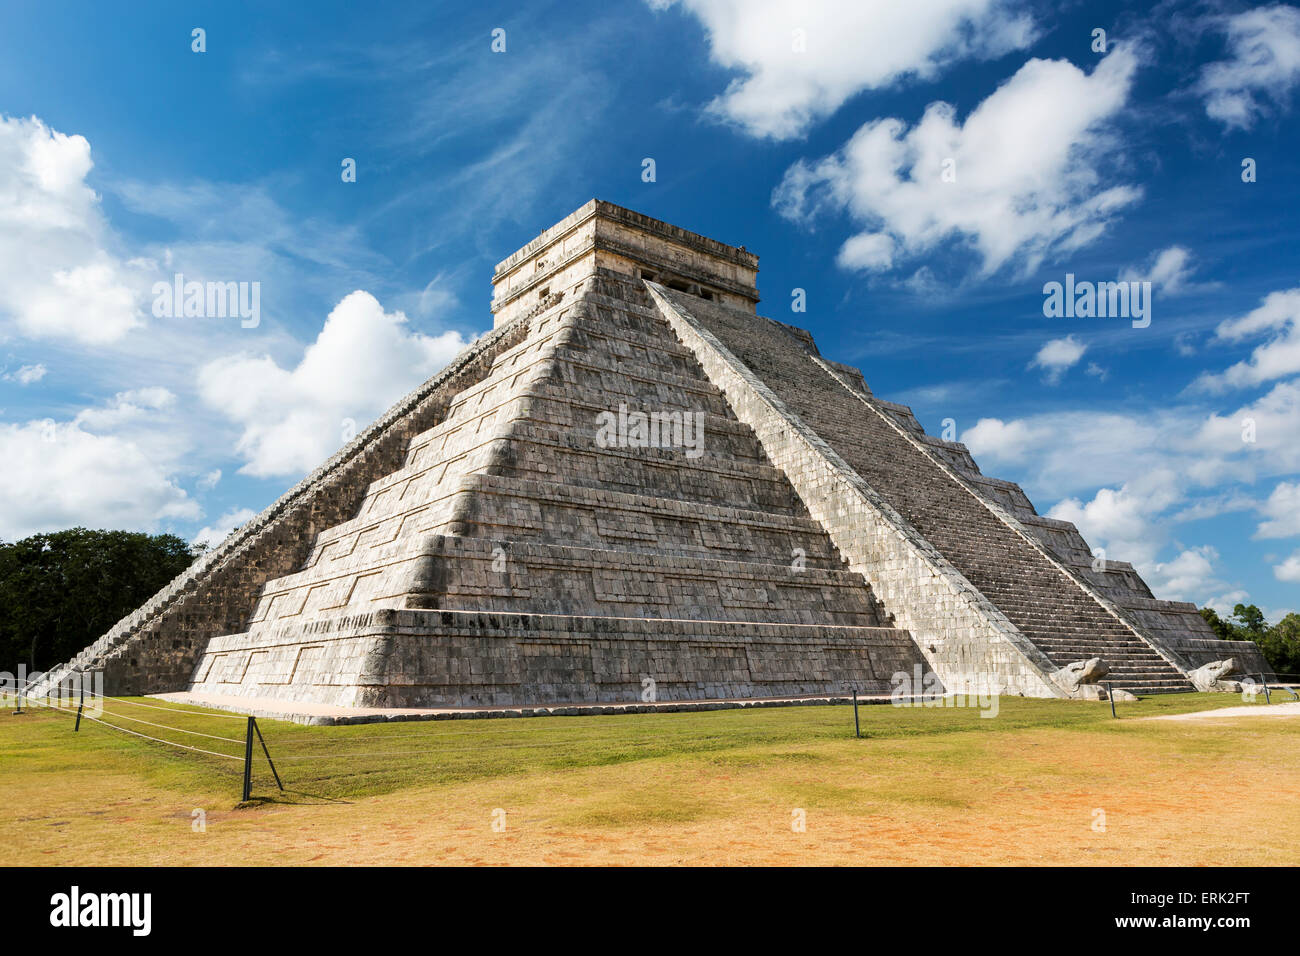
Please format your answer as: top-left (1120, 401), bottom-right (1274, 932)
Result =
top-left (0, 0), bottom-right (1296, 618)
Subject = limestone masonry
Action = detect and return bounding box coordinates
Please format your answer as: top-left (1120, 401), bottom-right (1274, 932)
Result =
top-left (35, 200), bottom-right (1270, 708)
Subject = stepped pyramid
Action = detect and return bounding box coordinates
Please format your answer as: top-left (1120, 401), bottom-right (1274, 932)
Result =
top-left (38, 201), bottom-right (1269, 708)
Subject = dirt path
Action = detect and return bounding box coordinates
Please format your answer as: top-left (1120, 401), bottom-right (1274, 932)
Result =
top-left (1152, 701), bottom-right (1300, 721)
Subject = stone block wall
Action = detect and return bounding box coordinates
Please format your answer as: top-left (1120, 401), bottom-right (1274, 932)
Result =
top-left (189, 608), bottom-right (925, 707)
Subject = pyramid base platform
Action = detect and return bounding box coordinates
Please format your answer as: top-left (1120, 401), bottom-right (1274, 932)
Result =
top-left (187, 607), bottom-right (931, 710)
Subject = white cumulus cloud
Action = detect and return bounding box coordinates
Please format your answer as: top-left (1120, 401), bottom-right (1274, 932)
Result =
top-left (0, 417), bottom-right (198, 541)
top-left (1256, 481), bottom-right (1300, 539)
top-left (1028, 334), bottom-right (1086, 385)
top-left (1276, 550), bottom-right (1300, 583)
top-left (650, 0), bottom-right (1035, 139)
top-left (1145, 546), bottom-right (1241, 606)
top-left (1047, 475), bottom-right (1182, 568)
top-left (0, 115), bottom-right (146, 344)
top-left (774, 50), bottom-right (1141, 278)
top-left (198, 291), bottom-right (470, 478)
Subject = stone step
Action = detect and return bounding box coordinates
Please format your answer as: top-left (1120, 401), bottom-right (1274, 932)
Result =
top-left (253, 509), bottom-right (891, 629)
top-left (397, 535), bottom-right (890, 627)
top-left (1022, 635), bottom-right (1163, 648)
top-left (439, 317), bottom-right (570, 410)
top-left (493, 426), bottom-right (804, 512)
top-left (517, 387), bottom-right (765, 449)
top-left (236, 294), bottom-right (897, 640)
top-left (367, 398), bottom-right (779, 533)
top-left (547, 345), bottom-right (737, 409)
top-left (444, 473), bottom-right (846, 568)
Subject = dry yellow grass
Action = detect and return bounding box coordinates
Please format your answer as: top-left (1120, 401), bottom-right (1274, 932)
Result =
top-left (2, 695), bottom-right (1298, 866)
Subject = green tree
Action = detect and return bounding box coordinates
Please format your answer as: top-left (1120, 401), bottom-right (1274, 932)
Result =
top-left (0, 528), bottom-right (199, 673)
top-left (1257, 612), bottom-right (1300, 677)
top-left (1231, 602), bottom-right (1268, 636)
top-left (1199, 605), bottom-right (1300, 677)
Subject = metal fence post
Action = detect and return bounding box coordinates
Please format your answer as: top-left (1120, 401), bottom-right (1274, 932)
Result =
top-left (241, 716), bottom-right (254, 802)
top-left (1259, 674), bottom-right (1271, 704)
top-left (852, 689), bottom-right (860, 739)
top-left (74, 683), bottom-right (84, 732)
top-left (1104, 682), bottom-right (1116, 718)
top-left (252, 718), bottom-right (284, 792)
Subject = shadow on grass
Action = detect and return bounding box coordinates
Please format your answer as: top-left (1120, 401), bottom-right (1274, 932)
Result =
top-left (239, 788), bottom-right (355, 808)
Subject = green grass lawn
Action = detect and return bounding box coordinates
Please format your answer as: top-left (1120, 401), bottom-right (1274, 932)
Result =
top-left (0, 690), bottom-right (1283, 803)
top-left (2, 691), bottom-right (1297, 865)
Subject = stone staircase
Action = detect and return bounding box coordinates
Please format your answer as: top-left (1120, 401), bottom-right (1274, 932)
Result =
top-left (858, 399), bottom-right (1268, 677)
top-left (652, 286), bottom-right (1194, 696)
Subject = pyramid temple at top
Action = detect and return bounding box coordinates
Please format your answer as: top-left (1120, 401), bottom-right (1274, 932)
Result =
top-left (38, 201), bottom-right (1269, 708)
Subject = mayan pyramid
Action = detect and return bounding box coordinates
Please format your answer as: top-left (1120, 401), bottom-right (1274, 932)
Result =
top-left (36, 201), bottom-right (1269, 708)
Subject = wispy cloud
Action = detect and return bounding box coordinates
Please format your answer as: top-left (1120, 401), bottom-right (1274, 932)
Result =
top-left (2, 363), bottom-right (46, 385)
top-left (1190, 288), bottom-right (1300, 393)
top-left (1197, 3), bottom-right (1300, 129)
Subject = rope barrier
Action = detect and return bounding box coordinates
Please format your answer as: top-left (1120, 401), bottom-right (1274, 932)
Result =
top-left (76, 691), bottom-right (250, 720)
top-left (6, 675), bottom-right (248, 719)
top-left (16, 666), bottom-right (1300, 802)
top-left (18, 691), bottom-right (844, 759)
top-left (32, 697), bottom-right (244, 762)
top-left (89, 707), bottom-right (247, 744)
top-left (353, 726), bottom-right (798, 745)
top-left (20, 690), bottom-right (748, 761)
top-left (82, 715), bottom-right (245, 761)
top-left (14, 682), bottom-right (1011, 774)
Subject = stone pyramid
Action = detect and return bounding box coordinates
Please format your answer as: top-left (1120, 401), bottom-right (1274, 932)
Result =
top-left (38, 201), bottom-right (1268, 708)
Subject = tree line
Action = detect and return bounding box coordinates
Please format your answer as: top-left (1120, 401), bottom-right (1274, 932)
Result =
top-left (1199, 604), bottom-right (1300, 677)
top-left (0, 528), bottom-right (200, 673)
